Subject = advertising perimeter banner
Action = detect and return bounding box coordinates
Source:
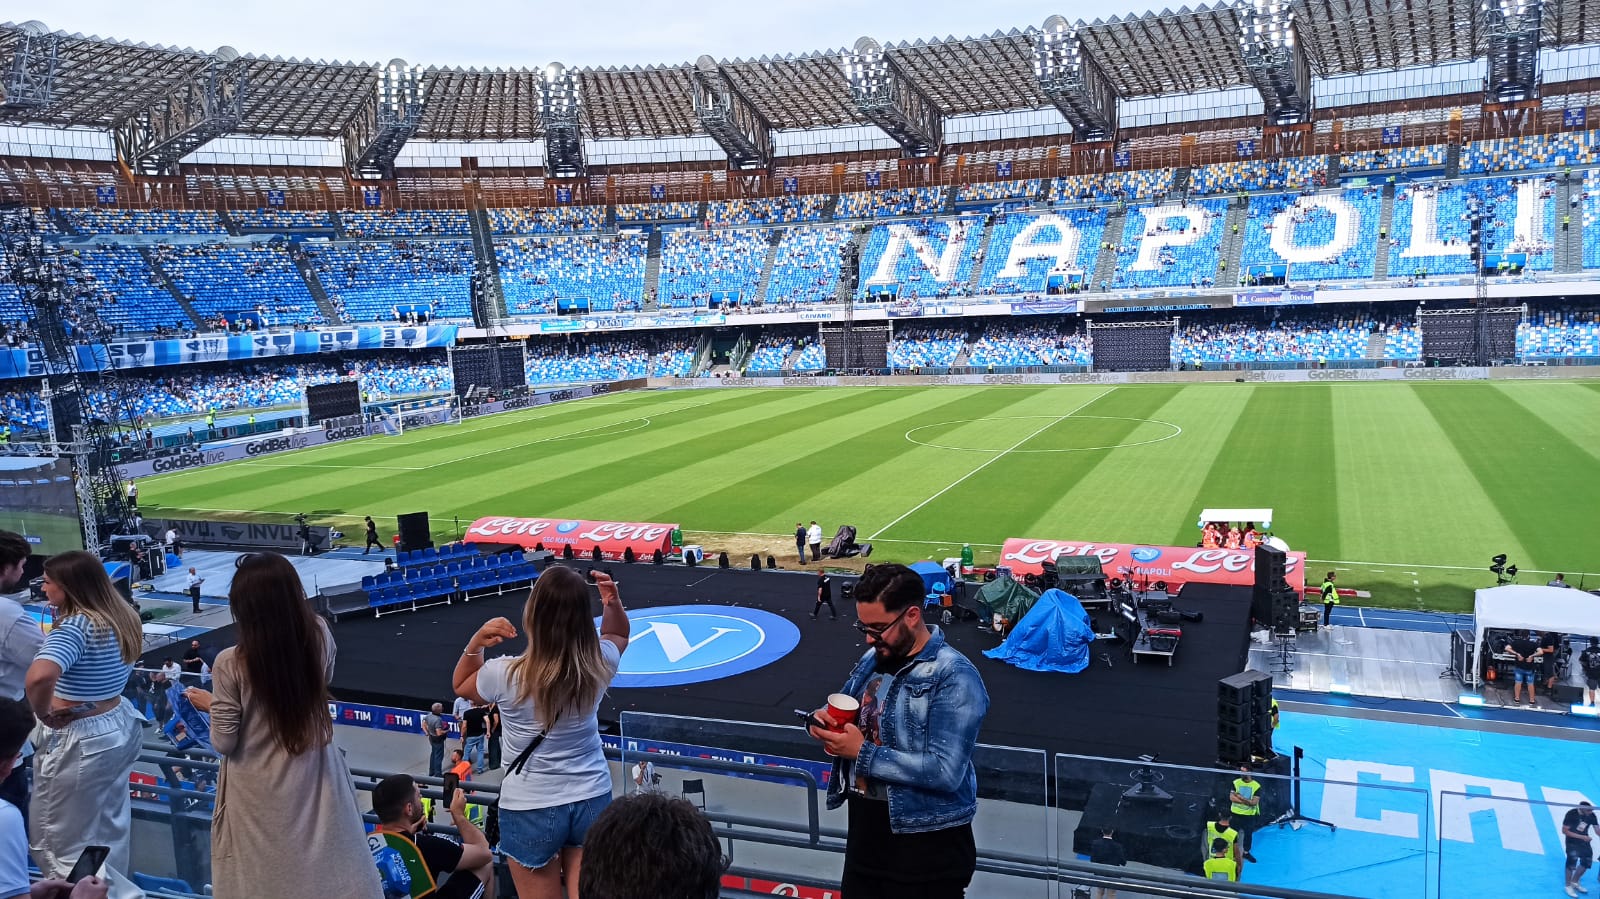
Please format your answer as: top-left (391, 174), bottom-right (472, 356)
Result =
top-left (464, 516), bottom-right (677, 560)
top-left (1000, 537), bottom-right (1307, 593)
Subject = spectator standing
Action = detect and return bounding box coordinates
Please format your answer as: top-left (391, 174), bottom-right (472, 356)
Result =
top-left (812, 571), bottom-right (836, 620)
top-left (1504, 630), bottom-right (1543, 704)
top-left (159, 658), bottom-right (181, 685)
top-left (807, 521), bottom-right (823, 563)
top-left (578, 792), bottom-right (725, 899)
top-left (185, 569), bottom-right (204, 614)
top-left (806, 563), bottom-right (990, 899)
top-left (1319, 571), bottom-right (1338, 628)
top-left (124, 482), bottom-right (137, 510)
top-left (23, 551), bottom-right (145, 894)
top-left (1086, 827), bottom-right (1127, 899)
top-left (452, 694), bottom-right (472, 723)
top-left (422, 702), bottom-right (449, 778)
top-left (1550, 573), bottom-right (1572, 588)
top-left (0, 533), bottom-right (42, 817)
top-left (452, 567), bottom-right (630, 899)
top-left (461, 703), bottom-right (489, 775)
top-left (795, 523), bottom-right (807, 564)
top-left (182, 552), bottom-right (383, 899)
top-left (485, 703), bottom-right (501, 771)
top-left (370, 774), bottom-right (495, 899)
top-left (364, 516), bottom-right (383, 555)
top-left (1564, 800), bottom-right (1597, 898)
top-left (165, 527), bottom-right (181, 560)
top-left (1229, 765), bottom-right (1263, 864)
top-left (180, 639), bottom-right (205, 680)
top-left (0, 698), bottom-right (109, 899)
top-left (1581, 639), bottom-right (1600, 707)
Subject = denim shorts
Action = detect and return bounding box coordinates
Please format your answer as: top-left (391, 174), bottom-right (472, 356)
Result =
top-left (497, 792), bottom-right (612, 870)
top-left (1514, 667), bottom-right (1535, 686)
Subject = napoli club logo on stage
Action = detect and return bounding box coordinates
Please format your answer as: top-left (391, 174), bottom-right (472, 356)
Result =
top-left (556, 520), bottom-right (582, 534)
top-left (603, 605), bottom-right (800, 687)
top-left (1130, 547), bottom-right (1163, 562)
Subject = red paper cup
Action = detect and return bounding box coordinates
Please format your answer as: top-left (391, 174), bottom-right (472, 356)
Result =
top-left (825, 693), bottom-right (859, 729)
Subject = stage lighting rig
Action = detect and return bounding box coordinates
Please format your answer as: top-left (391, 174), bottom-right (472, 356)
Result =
top-left (1033, 16), bottom-right (1117, 142)
top-left (539, 62), bottom-right (586, 178)
top-left (1238, 0), bottom-right (1312, 126)
top-left (841, 37), bottom-right (942, 158)
top-left (1490, 554), bottom-right (1519, 585)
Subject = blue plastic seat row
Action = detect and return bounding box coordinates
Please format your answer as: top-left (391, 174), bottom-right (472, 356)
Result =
top-left (365, 551), bottom-right (527, 589)
top-left (366, 558), bottom-right (538, 610)
top-left (396, 543), bottom-right (481, 567)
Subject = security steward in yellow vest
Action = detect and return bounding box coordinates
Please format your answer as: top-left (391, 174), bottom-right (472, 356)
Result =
top-left (1203, 838), bottom-right (1239, 881)
top-left (1204, 811), bottom-right (1241, 868)
top-left (1230, 765), bottom-right (1263, 863)
top-left (1320, 571), bottom-right (1339, 628)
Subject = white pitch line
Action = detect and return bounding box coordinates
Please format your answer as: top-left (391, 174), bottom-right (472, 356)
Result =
top-left (418, 400), bottom-right (720, 471)
top-left (867, 389), bottom-right (1111, 541)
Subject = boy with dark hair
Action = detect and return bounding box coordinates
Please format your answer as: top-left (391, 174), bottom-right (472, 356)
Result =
top-left (578, 792), bottom-right (725, 899)
top-left (369, 773), bottom-right (493, 899)
top-left (0, 533), bottom-right (39, 820)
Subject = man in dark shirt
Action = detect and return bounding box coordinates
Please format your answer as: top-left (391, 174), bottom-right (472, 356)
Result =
top-left (1581, 638), bottom-right (1600, 708)
top-left (795, 523), bottom-right (808, 563)
top-left (812, 572), bottom-right (837, 620)
top-left (1504, 631), bottom-right (1542, 704)
top-left (460, 704), bottom-right (489, 775)
top-left (371, 774), bottom-right (492, 899)
top-left (180, 640), bottom-right (205, 682)
top-left (1087, 827), bottom-right (1127, 899)
top-left (1563, 800), bottom-right (1597, 897)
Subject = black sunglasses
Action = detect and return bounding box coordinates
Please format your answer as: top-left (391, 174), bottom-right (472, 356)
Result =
top-left (853, 605), bottom-right (911, 638)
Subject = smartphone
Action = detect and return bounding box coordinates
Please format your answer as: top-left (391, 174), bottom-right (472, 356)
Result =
top-left (441, 772), bottom-right (460, 811)
top-left (60, 701), bottom-right (98, 716)
top-left (67, 845), bottom-right (108, 883)
top-left (793, 709), bottom-right (831, 731)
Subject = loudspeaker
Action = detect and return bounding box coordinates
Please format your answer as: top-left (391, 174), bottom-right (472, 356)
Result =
top-left (765, 555), bottom-right (776, 570)
top-left (1217, 734), bottom-right (1252, 767)
top-left (1254, 544), bottom-right (1287, 590)
top-left (623, 548), bottom-right (636, 564)
top-left (1217, 670), bottom-right (1272, 764)
top-left (49, 390), bottom-right (84, 445)
top-left (563, 544), bottom-right (575, 560)
top-left (750, 554), bottom-right (761, 570)
top-left (396, 512), bottom-right (432, 553)
top-left (652, 550), bottom-right (664, 565)
top-left (591, 547), bottom-right (602, 563)
top-left (1271, 588), bottom-right (1299, 632)
top-left (527, 550), bottom-right (555, 572)
top-left (718, 552), bottom-right (729, 569)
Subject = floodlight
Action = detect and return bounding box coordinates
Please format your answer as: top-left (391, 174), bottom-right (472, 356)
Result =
top-left (1492, 553), bottom-right (1508, 566)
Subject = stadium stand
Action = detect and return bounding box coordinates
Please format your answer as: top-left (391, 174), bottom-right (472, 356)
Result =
top-left (887, 326), bottom-right (965, 369)
top-left (744, 334), bottom-right (795, 372)
top-left (1111, 199), bottom-right (1229, 289)
top-left (835, 187), bottom-right (946, 219)
top-left (524, 336), bottom-right (654, 383)
top-left (966, 322), bottom-right (1091, 368)
top-left (496, 234), bottom-right (647, 315)
top-left (1339, 144), bottom-right (1448, 173)
top-left (58, 208), bottom-right (225, 235)
top-left (1384, 324), bottom-right (1422, 360)
top-left (1386, 176), bottom-right (1555, 277)
top-left (705, 196), bottom-right (829, 227)
top-left (1187, 158), bottom-right (1327, 195)
top-left (1519, 307), bottom-right (1600, 357)
top-left (1460, 130), bottom-right (1600, 175)
top-left (340, 209), bottom-right (471, 237)
top-left (65, 244), bottom-right (195, 332)
top-left (1050, 170), bottom-right (1173, 204)
top-left (157, 243), bottom-right (323, 325)
top-left (856, 217), bottom-right (985, 300)
top-left (764, 225), bottom-right (852, 305)
top-left (1170, 312), bottom-right (1378, 365)
top-left (1584, 171), bottom-right (1600, 270)
top-left (956, 179), bottom-right (1042, 204)
top-left (1238, 188), bottom-right (1384, 283)
top-left (487, 206), bottom-right (607, 235)
top-left (976, 209), bottom-right (1109, 294)
top-left (657, 229), bottom-right (771, 308)
top-left (232, 209), bottom-right (335, 230)
top-left (614, 201), bottom-right (698, 223)
top-left (650, 338), bottom-right (699, 376)
top-left (0, 387), bottom-right (48, 432)
top-left (310, 241), bottom-right (475, 322)
top-left (790, 339), bottom-right (825, 371)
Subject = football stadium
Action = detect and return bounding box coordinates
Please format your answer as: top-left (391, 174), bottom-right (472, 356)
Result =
top-left (1, 0), bottom-right (1599, 895)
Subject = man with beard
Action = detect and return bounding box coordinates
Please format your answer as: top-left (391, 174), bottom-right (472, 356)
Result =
top-left (0, 532), bottom-right (41, 817)
top-left (807, 563), bottom-right (989, 898)
top-left (370, 773), bottom-right (493, 899)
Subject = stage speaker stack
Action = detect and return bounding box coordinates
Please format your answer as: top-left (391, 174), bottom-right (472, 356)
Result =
top-left (1252, 544), bottom-right (1300, 631)
top-left (396, 512), bottom-right (433, 553)
top-left (1217, 670), bottom-right (1273, 765)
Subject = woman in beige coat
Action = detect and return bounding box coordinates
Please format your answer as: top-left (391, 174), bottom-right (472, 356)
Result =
top-left (186, 553), bottom-right (381, 899)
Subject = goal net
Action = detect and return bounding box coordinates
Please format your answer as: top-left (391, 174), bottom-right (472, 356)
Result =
top-left (379, 395), bottom-right (461, 436)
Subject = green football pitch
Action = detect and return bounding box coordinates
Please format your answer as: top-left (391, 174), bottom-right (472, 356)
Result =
top-left (140, 382), bottom-right (1600, 612)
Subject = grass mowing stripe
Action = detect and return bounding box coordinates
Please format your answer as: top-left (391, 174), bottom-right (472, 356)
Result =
top-left (1490, 381), bottom-right (1600, 467)
top-left (1413, 382), bottom-right (1600, 572)
top-left (655, 387), bottom-right (1055, 532)
top-left (882, 386), bottom-right (1190, 543)
top-left (1173, 385), bottom-right (1340, 558)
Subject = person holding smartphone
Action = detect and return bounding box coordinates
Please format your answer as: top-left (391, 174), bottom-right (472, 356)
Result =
top-left (452, 567), bottom-right (630, 899)
top-left (370, 773), bottom-right (494, 899)
top-left (0, 697), bottom-right (108, 899)
top-left (23, 552), bottom-right (144, 894)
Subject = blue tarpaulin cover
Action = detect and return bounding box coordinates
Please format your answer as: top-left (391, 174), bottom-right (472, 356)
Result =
top-left (984, 588), bottom-right (1094, 673)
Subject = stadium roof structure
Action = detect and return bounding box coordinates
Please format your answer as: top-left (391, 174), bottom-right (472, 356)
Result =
top-left (3, 0), bottom-right (1600, 142)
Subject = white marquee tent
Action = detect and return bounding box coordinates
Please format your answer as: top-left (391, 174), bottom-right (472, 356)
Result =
top-left (1473, 585), bottom-right (1600, 687)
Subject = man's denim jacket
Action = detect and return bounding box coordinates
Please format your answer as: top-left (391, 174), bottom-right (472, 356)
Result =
top-left (825, 626), bottom-right (990, 833)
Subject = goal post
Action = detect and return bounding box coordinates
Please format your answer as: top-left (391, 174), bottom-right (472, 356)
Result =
top-left (381, 395), bottom-right (462, 436)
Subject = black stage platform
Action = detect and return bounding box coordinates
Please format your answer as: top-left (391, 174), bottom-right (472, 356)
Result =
top-left (174, 565), bottom-right (1253, 766)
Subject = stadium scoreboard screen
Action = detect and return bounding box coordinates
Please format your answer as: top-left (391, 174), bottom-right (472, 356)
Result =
top-left (0, 456), bottom-right (84, 556)
top-left (306, 380), bottom-right (362, 425)
top-left (450, 345), bottom-right (528, 397)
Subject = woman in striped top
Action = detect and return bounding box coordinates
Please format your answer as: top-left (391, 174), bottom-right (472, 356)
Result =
top-left (24, 550), bottom-right (145, 894)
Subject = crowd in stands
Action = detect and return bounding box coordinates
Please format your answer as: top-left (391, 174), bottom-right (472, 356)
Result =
top-left (614, 201), bottom-right (697, 223)
top-left (888, 327), bottom-right (965, 369)
top-left (835, 186), bottom-right (946, 219)
top-left (705, 196), bottom-right (828, 227)
top-left (524, 336), bottom-right (654, 383)
top-left (1050, 170), bottom-right (1173, 205)
top-left (1461, 130), bottom-right (1600, 175)
top-left (488, 206), bottom-right (607, 236)
top-left (156, 243), bottom-right (324, 326)
top-left (744, 333), bottom-right (796, 372)
top-left (1188, 158), bottom-right (1327, 196)
top-left (1109, 199), bottom-right (1229, 290)
top-left (497, 235), bottom-right (647, 315)
top-left (967, 323), bottom-right (1091, 367)
top-left (1339, 144), bottom-right (1447, 173)
top-left (764, 225), bottom-right (851, 304)
top-left (857, 217), bottom-right (985, 300)
top-left (63, 244), bottom-right (194, 333)
top-left (657, 229), bottom-right (770, 308)
top-left (310, 241), bottom-right (474, 322)
top-left (791, 339), bottom-right (825, 371)
top-left (1519, 306), bottom-right (1600, 358)
top-left (1238, 188), bottom-right (1383, 283)
top-left (340, 209), bottom-right (470, 238)
top-left (1585, 172), bottom-right (1600, 270)
top-left (956, 179), bottom-right (1042, 204)
top-left (1386, 176), bottom-right (1555, 278)
top-left (1170, 311), bottom-right (1384, 366)
top-left (58, 208), bottom-right (225, 235)
top-left (232, 209), bottom-right (334, 230)
top-left (975, 209), bottom-right (1109, 295)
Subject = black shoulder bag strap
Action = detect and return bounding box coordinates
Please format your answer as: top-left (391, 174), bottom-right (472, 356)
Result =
top-left (505, 714), bottom-right (560, 776)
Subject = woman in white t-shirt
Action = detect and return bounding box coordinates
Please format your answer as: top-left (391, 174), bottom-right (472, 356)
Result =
top-left (452, 566), bottom-right (629, 899)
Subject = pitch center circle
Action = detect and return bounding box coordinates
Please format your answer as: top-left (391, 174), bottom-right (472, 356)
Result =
top-left (904, 415), bottom-right (1183, 453)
